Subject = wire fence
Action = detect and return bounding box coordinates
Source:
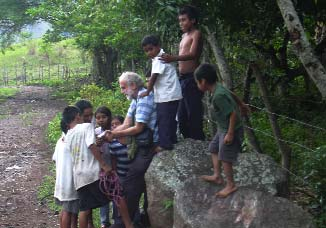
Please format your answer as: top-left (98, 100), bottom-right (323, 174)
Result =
top-left (203, 98), bottom-right (325, 192)
top-left (248, 104), bottom-right (326, 132)
top-left (0, 62), bottom-right (92, 86)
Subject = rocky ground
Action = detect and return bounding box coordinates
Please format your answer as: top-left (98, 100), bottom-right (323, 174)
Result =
top-left (0, 86), bottom-right (66, 228)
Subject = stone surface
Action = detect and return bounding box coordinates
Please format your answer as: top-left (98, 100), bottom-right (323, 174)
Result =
top-left (174, 177), bottom-right (314, 228)
top-left (145, 139), bottom-right (307, 228)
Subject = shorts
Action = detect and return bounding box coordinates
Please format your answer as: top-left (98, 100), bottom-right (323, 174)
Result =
top-left (77, 180), bottom-right (109, 211)
top-left (55, 198), bottom-right (79, 214)
top-left (208, 127), bottom-right (244, 163)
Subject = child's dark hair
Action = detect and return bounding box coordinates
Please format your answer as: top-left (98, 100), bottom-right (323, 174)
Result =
top-left (95, 106), bottom-right (112, 119)
top-left (141, 35), bottom-right (160, 47)
top-left (75, 99), bottom-right (92, 114)
top-left (112, 115), bottom-right (124, 124)
top-left (60, 119), bottom-right (68, 134)
top-left (194, 63), bottom-right (218, 84)
top-left (179, 5), bottom-right (199, 24)
top-left (62, 106), bottom-right (81, 127)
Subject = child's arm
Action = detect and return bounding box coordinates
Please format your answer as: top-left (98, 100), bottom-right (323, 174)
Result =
top-left (105, 122), bottom-right (146, 142)
top-left (224, 111), bottom-right (237, 145)
top-left (89, 144), bottom-right (112, 174)
top-left (160, 30), bottom-right (202, 62)
top-left (140, 73), bottom-right (158, 98)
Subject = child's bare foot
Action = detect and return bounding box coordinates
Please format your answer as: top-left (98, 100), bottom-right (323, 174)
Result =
top-left (216, 185), bottom-right (238, 198)
top-left (153, 146), bottom-right (164, 153)
top-left (201, 175), bottom-right (224, 185)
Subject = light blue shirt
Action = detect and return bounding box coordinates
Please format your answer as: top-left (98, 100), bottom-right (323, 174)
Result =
top-left (127, 88), bottom-right (158, 143)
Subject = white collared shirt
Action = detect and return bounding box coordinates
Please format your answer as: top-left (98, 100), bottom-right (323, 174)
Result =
top-left (151, 49), bottom-right (182, 103)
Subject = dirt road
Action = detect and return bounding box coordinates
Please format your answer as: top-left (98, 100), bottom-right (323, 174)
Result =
top-left (0, 86), bottom-right (66, 228)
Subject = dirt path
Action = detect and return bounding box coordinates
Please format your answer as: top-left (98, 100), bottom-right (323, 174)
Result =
top-left (0, 86), bottom-right (66, 228)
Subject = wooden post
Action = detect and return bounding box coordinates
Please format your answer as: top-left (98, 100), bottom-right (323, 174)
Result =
top-left (243, 65), bottom-right (263, 154)
top-left (22, 61), bottom-right (27, 84)
top-left (57, 65), bottom-right (60, 80)
top-left (15, 65), bottom-right (18, 85)
top-left (6, 68), bottom-right (9, 86)
top-left (41, 65), bottom-right (44, 81)
top-left (48, 63), bottom-right (51, 79)
top-left (2, 67), bottom-right (5, 86)
top-left (251, 62), bottom-right (292, 197)
top-left (31, 64), bottom-right (34, 81)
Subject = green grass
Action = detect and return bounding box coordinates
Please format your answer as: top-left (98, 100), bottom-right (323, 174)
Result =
top-left (0, 38), bottom-right (89, 67)
top-left (0, 38), bottom-right (91, 85)
top-left (0, 87), bottom-right (18, 102)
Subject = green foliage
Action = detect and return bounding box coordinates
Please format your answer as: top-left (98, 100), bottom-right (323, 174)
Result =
top-left (4, 0), bottom-right (324, 225)
top-left (0, 38), bottom-right (90, 68)
top-left (37, 165), bottom-right (61, 212)
top-left (0, 87), bottom-right (18, 103)
top-left (0, 0), bottom-right (39, 49)
top-left (302, 146), bottom-right (326, 209)
top-left (161, 199), bottom-right (174, 212)
top-left (249, 100), bottom-right (326, 227)
top-left (47, 114), bottom-right (62, 145)
top-left (0, 87), bottom-right (18, 98)
top-left (78, 83), bottom-right (129, 116)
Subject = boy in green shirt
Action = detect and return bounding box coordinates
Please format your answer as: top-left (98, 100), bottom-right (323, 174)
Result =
top-left (194, 63), bottom-right (244, 197)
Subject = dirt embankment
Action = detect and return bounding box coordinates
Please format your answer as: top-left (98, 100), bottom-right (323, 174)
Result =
top-left (0, 86), bottom-right (66, 228)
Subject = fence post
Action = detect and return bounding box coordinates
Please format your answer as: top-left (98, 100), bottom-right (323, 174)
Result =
top-left (48, 63), bottom-right (51, 79)
top-left (57, 65), bottom-right (60, 80)
top-left (41, 65), bottom-right (44, 81)
top-left (31, 64), bottom-right (34, 81)
top-left (22, 61), bottom-right (27, 84)
top-left (15, 65), bottom-right (18, 85)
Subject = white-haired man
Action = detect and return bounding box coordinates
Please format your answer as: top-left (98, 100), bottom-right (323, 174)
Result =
top-left (105, 72), bottom-right (158, 227)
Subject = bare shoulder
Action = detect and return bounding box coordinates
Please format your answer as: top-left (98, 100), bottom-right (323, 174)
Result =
top-left (191, 29), bottom-right (202, 39)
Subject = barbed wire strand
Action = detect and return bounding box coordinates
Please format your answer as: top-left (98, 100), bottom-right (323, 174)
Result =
top-left (248, 103), bottom-right (326, 132)
top-left (204, 116), bottom-right (316, 187)
top-left (203, 113), bottom-right (319, 154)
top-left (243, 125), bottom-right (318, 153)
top-left (205, 117), bottom-right (319, 188)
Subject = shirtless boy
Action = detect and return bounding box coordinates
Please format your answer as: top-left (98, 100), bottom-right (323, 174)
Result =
top-left (160, 5), bottom-right (205, 140)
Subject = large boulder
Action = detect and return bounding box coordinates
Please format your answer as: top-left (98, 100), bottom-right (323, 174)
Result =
top-left (145, 139), bottom-right (311, 228)
top-left (174, 177), bottom-right (314, 228)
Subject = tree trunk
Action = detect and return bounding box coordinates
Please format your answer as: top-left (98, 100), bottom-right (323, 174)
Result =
top-left (131, 59), bottom-right (135, 72)
top-left (243, 66), bottom-right (263, 154)
top-left (277, 0), bottom-right (326, 99)
top-left (203, 25), bottom-right (233, 89)
top-left (92, 46), bottom-right (117, 87)
top-left (251, 63), bottom-right (291, 198)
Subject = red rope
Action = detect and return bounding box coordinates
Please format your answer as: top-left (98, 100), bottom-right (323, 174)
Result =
top-left (99, 171), bottom-right (122, 206)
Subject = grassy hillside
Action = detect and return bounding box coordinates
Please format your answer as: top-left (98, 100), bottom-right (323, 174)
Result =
top-left (0, 38), bottom-right (91, 85)
top-left (0, 38), bottom-right (89, 67)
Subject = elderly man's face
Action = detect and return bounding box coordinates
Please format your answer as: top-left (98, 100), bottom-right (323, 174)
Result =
top-left (119, 80), bottom-right (136, 100)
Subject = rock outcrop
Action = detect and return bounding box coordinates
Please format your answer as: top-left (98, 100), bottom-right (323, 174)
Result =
top-left (145, 139), bottom-right (314, 228)
top-left (174, 178), bottom-right (314, 228)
